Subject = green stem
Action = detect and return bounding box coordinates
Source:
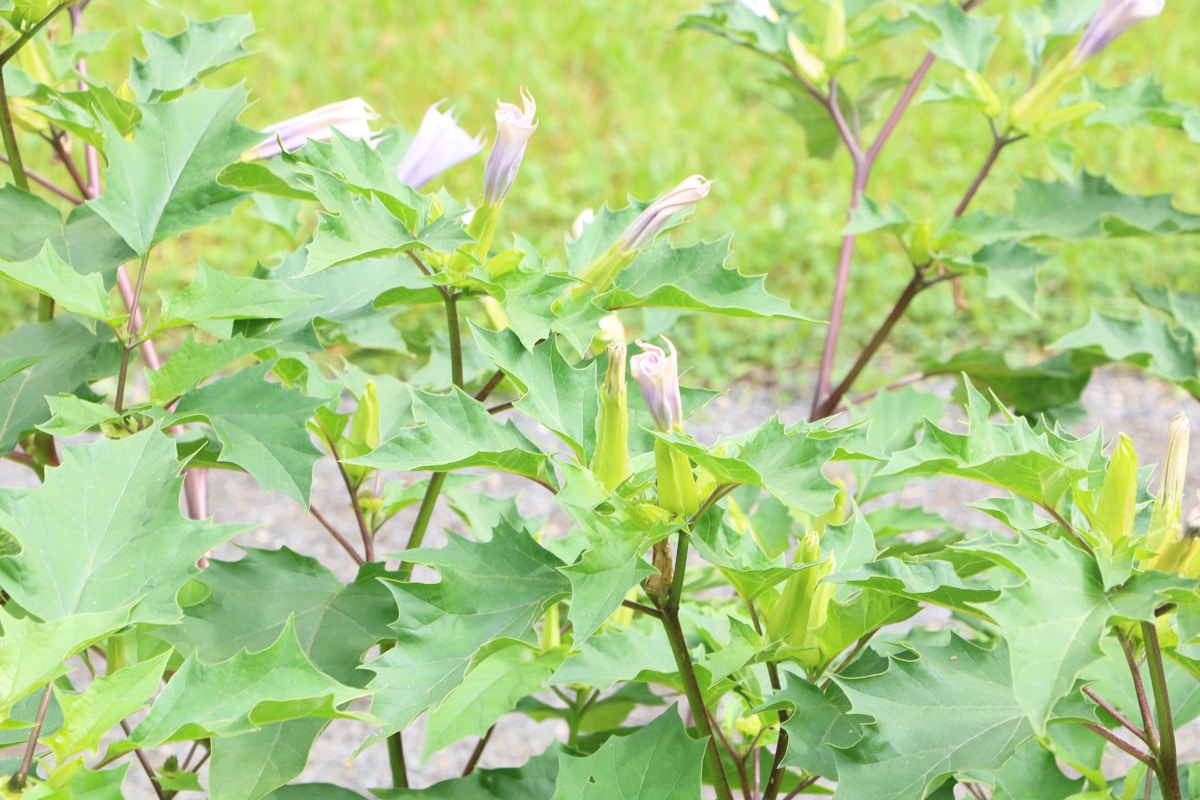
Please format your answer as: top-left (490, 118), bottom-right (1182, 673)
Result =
top-left (659, 529), bottom-right (735, 800)
top-left (398, 471), bottom-right (447, 579)
top-left (1143, 622), bottom-right (1183, 800)
top-left (0, 2), bottom-right (80, 66)
top-left (443, 289), bottom-right (464, 389)
top-left (7, 684), bottom-right (52, 791)
top-left (387, 730), bottom-right (409, 789)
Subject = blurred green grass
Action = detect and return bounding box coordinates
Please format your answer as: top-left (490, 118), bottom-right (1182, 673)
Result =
top-left (19, 1), bottom-right (1200, 393)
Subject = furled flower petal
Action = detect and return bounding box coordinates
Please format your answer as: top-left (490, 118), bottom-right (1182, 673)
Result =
top-left (734, 0), bottom-right (780, 22)
top-left (617, 175), bottom-right (712, 252)
top-left (244, 98), bottom-right (378, 160)
top-left (630, 338), bottom-right (683, 432)
top-left (1074, 0), bottom-right (1164, 63)
top-left (482, 88), bottom-right (537, 206)
top-left (394, 103), bottom-right (485, 189)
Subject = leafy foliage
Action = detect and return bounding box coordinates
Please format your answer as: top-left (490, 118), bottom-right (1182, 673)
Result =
top-left (0, 3), bottom-right (1197, 799)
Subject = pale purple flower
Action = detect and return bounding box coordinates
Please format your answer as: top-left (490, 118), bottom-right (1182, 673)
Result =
top-left (394, 103), bottom-right (485, 189)
top-left (1074, 0), bottom-right (1164, 63)
top-left (617, 176), bottom-right (713, 252)
top-left (244, 98), bottom-right (378, 160)
top-left (482, 89), bottom-right (537, 205)
top-left (567, 208), bottom-right (595, 243)
top-left (631, 338), bottom-right (684, 432)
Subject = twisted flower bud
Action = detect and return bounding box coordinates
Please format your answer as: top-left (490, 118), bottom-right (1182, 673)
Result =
top-left (616, 175), bottom-right (713, 253)
top-left (631, 339), bottom-right (697, 517)
top-left (482, 89), bottom-right (537, 206)
top-left (395, 103), bottom-right (484, 189)
top-left (1074, 0), bottom-right (1165, 64)
top-left (630, 339), bottom-right (683, 433)
top-left (244, 98), bottom-right (378, 160)
top-left (767, 531), bottom-right (837, 672)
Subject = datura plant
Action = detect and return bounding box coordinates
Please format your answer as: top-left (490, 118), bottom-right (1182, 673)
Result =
top-left (0, 1), bottom-right (1200, 799)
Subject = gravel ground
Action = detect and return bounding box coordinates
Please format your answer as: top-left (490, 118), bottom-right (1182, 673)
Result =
top-left (9, 366), bottom-right (1200, 796)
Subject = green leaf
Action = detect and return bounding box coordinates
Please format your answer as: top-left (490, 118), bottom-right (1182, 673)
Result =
top-left (832, 635), bottom-right (1032, 799)
top-left (485, 262), bottom-right (577, 350)
top-left (161, 549), bottom-right (394, 685)
top-left (761, 675), bottom-right (869, 780)
top-left (943, 241), bottom-right (1050, 316)
top-left (130, 15), bottom-right (257, 101)
top-left (263, 786), bottom-right (367, 800)
top-left (551, 707), bottom-right (707, 799)
top-left (0, 606), bottom-right (132, 717)
top-left (0, 244), bottom-right (123, 330)
top-left (552, 619), bottom-right (677, 691)
top-left (36, 395), bottom-right (123, 438)
top-left (907, 1), bottom-right (1000, 73)
top-left (0, 430), bottom-right (242, 623)
top-left (678, 3), bottom-right (790, 58)
top-left (22, 763), bottom-right (129, 800)
top-left (209, 719), bottom-right (327, 800)
top-left (147, 333), bottom-right (264, 404)
top-left (169, 363), bottom-right (326, 504)
top-left (1050, 309), bottom-right (1199, 393)
top-left (299, 164), bottom-right (459, 274)
top-left (366, 521), bottom-right (568, 739)
top-left (958, 534), bottom-right (1177, 732)
top-left (560, 507), bottom-right (660, 644)
top-left (88, 86), bottom-right (261, 256)
top-left (373, 747), bottom-right (558, 799)
top-left (349, 388), bottom-right (548, 482)
top-left (953, 172), bottom-right (1200, 243)
top-left (1072, 75), bottom-right (1200, 141)
top-left (47, 652), bottom-right (170, 761)
top-left (158, 262), bottom-right (316, 328)
top-left (218, 161), bottom-right (317, 201)
top-left (879, 380), bottom-right (1101, 508)
top-left (132, 618), bottom-right (368, 747)
top-left (473, 326), bottom-right (598, 461)
top-left (836, 557), bottom-right (1000, 618)
top-left (424, 639), bottom-right (564, 758)
top-left (163, 551), bottom-right (394, 800)
top-left (0, 187), bottom-right (135, 287)
top-left (843, 196), bottom-right (911, 235)
top-left (660, 416), bottom-right (859, 516)
top-left (0, 317), bottom-right (120, 455)
top-left (605, 238), bottom-right (805, 320)
top-left (923, 348), bottom-right (1093, 421)
top-left (964, 738), bottom-right (1084, 800)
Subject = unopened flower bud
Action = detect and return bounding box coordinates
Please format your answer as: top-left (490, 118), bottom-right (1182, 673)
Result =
top-left (244, 98), bottom-right (378, 161)
top-left (1074, 0), bottom-right (1164, 64)
top-left (630, 339), bottom-right (683, 433)
top-left (593, 342), bottom-right (631, 492)
top-left (482, 89), bottom-right (537, 207)
top-left (825, 0), bottom-right (847, 60)
top-left (394, 103), bottom-right (484, 189)
top-left (616, 175), bottom-right (713, 253)
top-left (1148, 413), bottom-right (1189, 553)
top-left (631, 339), bottom-right (698, 516)
top-left (1094, 433), bottom-right (1138, 546)
top-left (767, 531), bottom-right (837, 672)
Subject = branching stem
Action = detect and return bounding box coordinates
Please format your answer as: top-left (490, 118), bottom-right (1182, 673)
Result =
top-left (658, 528), bottom-right (734, 800)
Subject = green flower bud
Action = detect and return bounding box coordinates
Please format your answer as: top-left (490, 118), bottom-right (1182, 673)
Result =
top-left (1009, 56), bottom-right (1085, 133)
top-left (593, 342), bottom-right (631, 492)
top-left (766, 531), bottom-right (836, 671)
top-left (1094, 433), bottom-right (1138, 546)
top-left (824, 0), bottom-right (847, 61)
top-left (907, 220), bottom-right (933, 267)
top-left (962, 70), bottom-right (1002, 118)
top-left (655, 439), bottom-right (700, 517)
top-left (1147, 413), bottom-right (1189, 553)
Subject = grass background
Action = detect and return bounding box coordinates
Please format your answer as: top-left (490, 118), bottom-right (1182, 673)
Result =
top-left (24, 0), bottom-right (1200, 395)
